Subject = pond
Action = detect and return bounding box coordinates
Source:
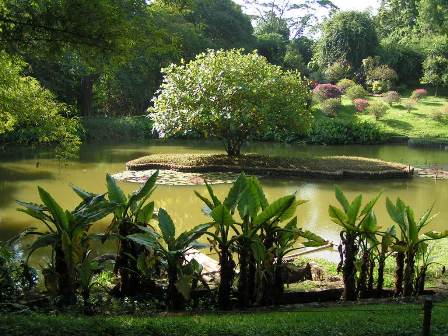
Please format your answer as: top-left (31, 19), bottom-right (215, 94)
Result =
top-left (1, 140), bottom-right (448, 260)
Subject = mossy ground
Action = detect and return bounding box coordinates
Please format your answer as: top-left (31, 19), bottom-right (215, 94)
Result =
top-left (126, 153), bottom-right (411, 178)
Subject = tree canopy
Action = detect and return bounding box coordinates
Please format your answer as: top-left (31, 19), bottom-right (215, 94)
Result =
top-left (150, 49), bottom-right (312, 156)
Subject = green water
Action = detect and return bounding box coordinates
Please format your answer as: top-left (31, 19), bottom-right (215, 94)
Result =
top-left (1, 140), bottom-right (448, 248)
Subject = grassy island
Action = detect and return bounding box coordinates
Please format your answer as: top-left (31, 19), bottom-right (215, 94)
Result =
top-left (126, 153), bottom-right (413, 179)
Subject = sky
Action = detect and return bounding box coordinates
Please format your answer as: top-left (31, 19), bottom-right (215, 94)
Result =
top-left (235, 0), bottom-right (379, 16)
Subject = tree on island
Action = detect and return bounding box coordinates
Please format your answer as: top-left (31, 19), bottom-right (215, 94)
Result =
top-left (150, 49), bottom-right (312, 156)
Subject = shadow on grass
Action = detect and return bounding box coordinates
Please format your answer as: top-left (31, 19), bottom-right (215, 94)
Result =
top-left (422, 101), bottom-right (444, 107)
top-left (382, 119), bottom-right (414, 131)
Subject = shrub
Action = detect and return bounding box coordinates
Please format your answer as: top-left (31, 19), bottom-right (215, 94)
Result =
top-left (324, 61), bottom-right (352, 83)
top-left (353, 99), bottom-right (369, 112)
top-left (371, 80), bottom-right (389, 94)
top-left (150, 49), bottom-right (312, 156)
top-left (431, 106), bottom-right (448, 123)
top-left (345, 84), bottom-right (368, 100)
top-left (82, 117), bottom-right (157, 143)
top-left (313, 83), bottom-right (342, 102)
top-left (367, 101), bottom-right (389, 120)
top-left (320, 98), bottom-right (341, 116)
top-left (382, 91), bottom-right (401, 106)
top-left (308, 119), bottom-right (385, 144)
top-left (411, 88), bottom-right (428, 101)
top-left (337, 79), bottom-right (357, 93)
top-left (402, 98), bottom-right (417, 113)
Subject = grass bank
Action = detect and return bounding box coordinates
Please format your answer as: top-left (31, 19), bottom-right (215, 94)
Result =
top-left (81, 116), bottom-right (156, 143)
top-left (2, 301), bottom-right (448, 336)
top-left (126, 153), bottom-right (412, 179)
top-left (320, 94), bottom-right (448, 140)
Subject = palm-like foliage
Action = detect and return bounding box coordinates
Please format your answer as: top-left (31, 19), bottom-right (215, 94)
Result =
top-left (104, 171), bottom-right (158, 297)
top-left (329, 187), bottom-right (380, 301)
top-left (386, 197), bottom-right (448, 296)
top-left (128, 208), bottom-right (211, 310)
top-left (197, 174), bottom-right (325, 308)
top-left (17, 186), bottom-right (113, 304)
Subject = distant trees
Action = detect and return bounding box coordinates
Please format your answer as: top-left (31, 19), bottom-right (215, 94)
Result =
top-left (0, 52), bottom-right (80, 159)
top-left (315, 11), bottom-right (378, 73)
top-left (150, 49), bottom-right (312, 156)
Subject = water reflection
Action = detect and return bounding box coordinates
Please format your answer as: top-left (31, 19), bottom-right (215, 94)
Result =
top-left (0, 140), bottom-right (448, 245)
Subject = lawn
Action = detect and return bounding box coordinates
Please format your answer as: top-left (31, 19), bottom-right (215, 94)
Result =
top-left (318, 94), bottom-right (448, 139)
top-left (1, 301), bottom-right (448, 336)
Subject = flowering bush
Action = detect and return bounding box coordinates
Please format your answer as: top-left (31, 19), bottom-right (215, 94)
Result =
top-left (432, 105), bottom-right (448, 122)
top-left (313, 84), bottom-right (342, 102)
top-left (382, 91), bottom-right (401, 106)
top-left (371, 80), bottom-right (390, 94)
top-left (367, 101), bottom-right (389, 120)
top-left (402, 98), bottom-right (417, 113)
top-left (320, 98), bottom-right (341, 116)
top-left (353, 98), bottom-right (369, 112)
top-left (411, 88), bottom-right (428, 100)
top-left (345, 84), bottom-right (368, 100)
top-left (337, 79), bottom-right (357, 93)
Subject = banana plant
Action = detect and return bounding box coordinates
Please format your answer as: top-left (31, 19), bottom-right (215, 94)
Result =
top-left (197, 174), bottom-right (323, 307)
top-left (104, 171), bottom-right (158, 297)
top-left (17, 186), bottom-right (113, 305)
top-left (414, 243), bottom-right (444, 295)
top-left (386, 197), bottom-right (448, 296)
top-left (329, 187), bottom-right (381, 301)
top-left (370, 226), bottom-right (396, 293)
top-left (128, 208), bottom-right (211, 310)
top-left (271, 218), bottom-right (327, 302)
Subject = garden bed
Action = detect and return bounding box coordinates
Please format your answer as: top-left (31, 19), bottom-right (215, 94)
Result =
top-left (126, 153), bottom-right (413, 180)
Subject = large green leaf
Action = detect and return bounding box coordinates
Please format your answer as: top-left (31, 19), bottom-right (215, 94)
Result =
top-left (223, 173), bottom-right (247, 212)
top-left (347, 195), bottom-right (362, 225)
top-left (237, 180), bottom-right (260, 219)
top-left (106, 174), bottom-right (127, 205)
top-left (205, 182), bottom-right (221, 207)
top-left (128, 233), bottom-right (158, 249)
top-left (137, 202), bottom-right (155, 224)
top-left (71, 185), bottom-right (98, 201)
top-left (129, 171), bottom-right (158, 207)
top-left (27, 233), bottom-right (58, 260)
top-left (158, 208), bottom-right (176, 246)
top-left (211, 204), bottom-right (234, 226)
top-left (386, 198), bottom-right (404, 226)
top-left (360, 192), bottom-right (382, 217)
top-left (328, 205), bottom-right (348, 227)
top-left (424, 231), bottom-right (448, 240)
top-left (335, 186), bottom-right (350, 212)
top-left (38, 186), bottom-right (68, 231)
top-left (253, 195), bottom-right (295, 226)
top-left (300, 230), bottom-right (327, 247)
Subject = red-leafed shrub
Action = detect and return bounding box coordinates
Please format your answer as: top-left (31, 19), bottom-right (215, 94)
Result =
top-left (313, 84), bottom-right (342, 102)
top-left (411, 88), bottom-right (428, 100)
top-left (353, 98), bottom-right (369, 112)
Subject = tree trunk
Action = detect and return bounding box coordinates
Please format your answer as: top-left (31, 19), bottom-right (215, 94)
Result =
top-left (342, 233), bottom-right (358, 301)
top-left (394, 252), bottom-right (405, 297)
top-left (377, 255), bottom-right (386, 292)
top-left (237, 244), bottom-right (250, 308)
top-left (248, 253), bottom-right (256, 304)
top-left (79, 74), bottom-right (97, 116)
top-left (367, 258), bottom-right (375, 292)
top-left (273, 257), bottom-right (284, 305)
top-left (415, 266), bottom-right (427, 296)
top-left (403, 251), bottom-right (415, 297)
top-left (357, 250), bottom-right (370, 298)
top-left (55, 244), bottom-right (76, 305)
top-left (225, 139), bottom-right (242, 157)
top-left (167, 264), bottom-right (184, 311)
top-left (218, 247), bottom-right (235, 310)
top-left (114, 221), bottom-right (152, 298)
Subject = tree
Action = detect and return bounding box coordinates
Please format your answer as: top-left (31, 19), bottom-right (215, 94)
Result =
top-left (0, 52), bottom-right (80, 159)
top-left (376, 0), bottom-right (419, 37)
top-left (243, 0), bottom-right (336, 39)
top-left (421, 55), bottom-right (448, 96)
top-left (150, 49), bottom-right (312, 156)
top-left (315, 11), bottom-right (378, 72)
